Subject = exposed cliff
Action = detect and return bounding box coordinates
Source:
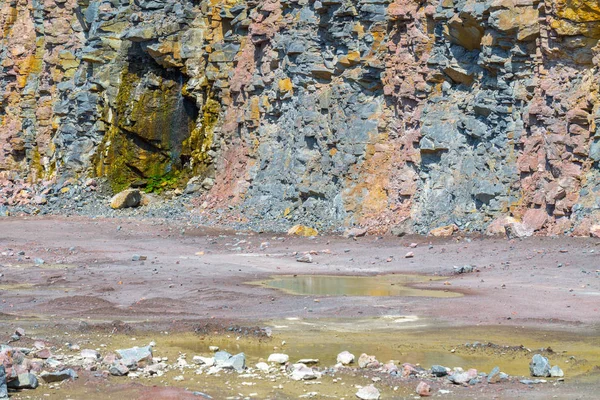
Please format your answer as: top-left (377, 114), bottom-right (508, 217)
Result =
top-left (1, 0), bottom-right (599, 235)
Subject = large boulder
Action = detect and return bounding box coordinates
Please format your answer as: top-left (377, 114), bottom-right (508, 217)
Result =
top-left (110, 189), bottom-right (142, 209)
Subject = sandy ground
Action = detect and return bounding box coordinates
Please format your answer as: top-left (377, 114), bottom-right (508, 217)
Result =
top-left (1, 216), bottom-right (599, 399)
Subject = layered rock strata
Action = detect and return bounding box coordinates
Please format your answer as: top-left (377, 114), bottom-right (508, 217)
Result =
top-left (1, 0), bottom-right (599, 234)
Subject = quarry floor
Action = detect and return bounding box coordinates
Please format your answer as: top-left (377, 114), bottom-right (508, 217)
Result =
top-left (0, 216), bottom-right (599, 399)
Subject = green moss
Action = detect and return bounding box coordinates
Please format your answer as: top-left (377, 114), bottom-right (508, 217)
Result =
top-left (95, 57), bottom-right (220, 193)
top-left (182, 97), bottom-right (219, 172)
top-left (144, 171), bottom-right (181, 193)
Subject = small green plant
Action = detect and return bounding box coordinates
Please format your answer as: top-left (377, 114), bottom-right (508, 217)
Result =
top-left (144, 172), bottom-right (180, 194)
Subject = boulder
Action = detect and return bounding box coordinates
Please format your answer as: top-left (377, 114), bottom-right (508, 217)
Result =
top-left (530, 354), bottom-right (551, 377)
top-left (7, 373), bottom-right (39, 389)
top-left (110, 189), bottom-right (142, 209)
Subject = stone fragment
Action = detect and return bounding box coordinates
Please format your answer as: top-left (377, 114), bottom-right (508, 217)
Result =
top-left (220, 353), bottom-right (245, 372)
top-left (343, 228), bottom-right (367, 238)
top-left (453, 265), bottom-right (474, 274)
top-left (590, 225), bottom-right (600, 238)
top-left (448, 368), bottom-right (477, 385)
top-left (40, 369), bottom-right (78, 382)
top-left (431, 365), bottom-right (448, 377)
top-left (7, 373), bottom-right (39, 389)
top-left (110, 189), bottom-right (142, 209)
top-left (267, 353), bottom-right (289, 364)
top-left (81, 349), bottom-right (100, 360)
top-left (357, 353), bottom-right (379, 369)
top-left (336, 351), bottom-right (354, 365)
top-left (416, 381), bottom-right (431, 396)
top-left (296, 254), bottom-right (313, 263)
top-left (0, 366), bottom-right (7, 400)
top-left (109, 362), bottom-right (129, 376)
top-left (116, 346), bottom-right (152, 365)
top-left (530, 354), bottom-right (551, 377)
top-left (289, 363), bottom-right (318, 381)
top-left (192, 356), bottom-right (214, 366)
top-left (487, 366), bottom-right (508, 383)
top-left (256, 362), bottom-right (269, 372)
top-left (549, 366), bottom-right (564, 377)
top-left (429, 225), bottom-right (458, 237)
top-left (355, 384), bottom-right (380, 400)
top-left (504, 222), bottom-right (534, 239)
top-left (288, 225), bottom-right (318, 237)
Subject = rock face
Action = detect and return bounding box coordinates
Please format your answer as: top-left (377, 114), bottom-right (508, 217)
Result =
top-left (2, 0), bottom-right (600, 233)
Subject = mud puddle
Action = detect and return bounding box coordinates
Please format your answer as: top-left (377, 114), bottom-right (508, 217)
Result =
top-left (252, 274), bottom-right (461, 297)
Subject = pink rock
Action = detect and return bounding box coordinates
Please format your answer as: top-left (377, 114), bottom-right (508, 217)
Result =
top-left (590, 225), bottom-right (600, 238)
top-left (416, 381), bottom-right (431, 396)
top-left (522, 209), bottom-right (548, 231)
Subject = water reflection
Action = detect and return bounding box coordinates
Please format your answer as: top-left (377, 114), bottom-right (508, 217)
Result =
top-left (258, 274), bottom-right (461, 298)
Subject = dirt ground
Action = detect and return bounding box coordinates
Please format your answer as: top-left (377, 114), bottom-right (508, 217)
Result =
top-left (1, 216), bottom-right (599, 399)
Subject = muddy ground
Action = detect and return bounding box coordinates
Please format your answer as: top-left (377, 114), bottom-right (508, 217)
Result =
top-left (0, 216), bottom-right (599, 399)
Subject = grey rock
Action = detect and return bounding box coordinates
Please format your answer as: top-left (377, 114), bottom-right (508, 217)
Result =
top-left (520, 379), bottom-right (545, 385)
top-left (0, 366), bottom-right (7, 400)
top-left (213, 351), bottom-right (233, 366)
top-left (109, 362), bottom-right (130, 376)
top-left (40, 369), bottom-right (78, 382)
top-left (530, 354), bottom-right (551, 377)
top-left (549, 365), bottom-right (564, 377)
top-left (221, 353), bottom-right (246, 372)
top-left (116, 345), bottom-right (152, 365)
top-left (487, 366), bottom-right (508, 383)
top-left (454, 265), bottom-right (474, 274)
top-left (7, 373), bottom-right (39, 389)
top-left (296, 254), bottom-right (313, 263)
top-left (431, 365), bottom-right (448, 377)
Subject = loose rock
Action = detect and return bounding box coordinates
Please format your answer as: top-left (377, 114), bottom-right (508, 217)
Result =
top-left (267, 353), bottom-right (289, 364)
top-left (110, 189), bottom-right (142, 209)
top-left (530, 354), bottom-right (551, 377)
top-left (336, 351), bottom-right (355, 365)
top-left (40, 369), bottom-right (78, 383)
top-left (416, 381), bottom-right (431, 397)
top-left (355, 384), bottom-right (380, 400)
